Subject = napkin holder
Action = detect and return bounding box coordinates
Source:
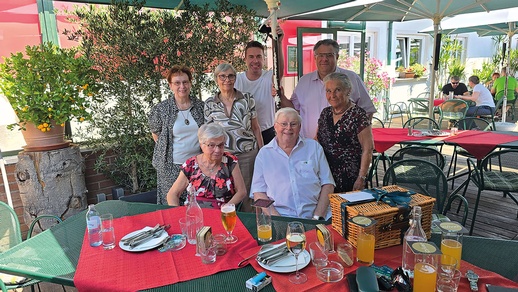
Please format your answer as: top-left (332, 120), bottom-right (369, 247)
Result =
top-left (196, 226), bottom-right (212, 255)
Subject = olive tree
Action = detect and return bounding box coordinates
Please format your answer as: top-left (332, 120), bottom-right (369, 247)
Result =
top-left (64, 0), bottom-right (257, 193)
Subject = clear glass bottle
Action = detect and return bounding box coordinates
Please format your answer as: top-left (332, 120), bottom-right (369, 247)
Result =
top-left (86, 204), bottom-right (102, 247)
top-left (402, 206), bottom-right (427, 278)
top-left (185, 185), bottom-right (204, 245)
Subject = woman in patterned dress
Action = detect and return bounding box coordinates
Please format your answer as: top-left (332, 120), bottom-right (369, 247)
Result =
top-left (148, 65), bottom-right (205, 204)
top-left (316, 72), bottom-right (374, 192)
top-left (204, 63), bottom-right (263, 211)
top-left (166, 123), bottom-right (246, 208)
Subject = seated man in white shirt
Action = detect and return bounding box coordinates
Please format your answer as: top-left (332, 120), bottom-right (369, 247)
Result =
top-left (250, 108), bottom-right (335, 220)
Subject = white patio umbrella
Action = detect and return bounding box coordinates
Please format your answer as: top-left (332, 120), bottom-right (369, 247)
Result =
top-left (291, 0), bottom-right (518, 119)
top-left (422, 8), bottom-right (518, 122)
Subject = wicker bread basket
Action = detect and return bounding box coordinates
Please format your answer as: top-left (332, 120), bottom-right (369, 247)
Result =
top-left (330, 185), bottom-right (435, 249)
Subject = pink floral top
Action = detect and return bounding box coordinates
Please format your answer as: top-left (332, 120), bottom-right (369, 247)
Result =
top-left (181, 152), bottom-right (238, 209)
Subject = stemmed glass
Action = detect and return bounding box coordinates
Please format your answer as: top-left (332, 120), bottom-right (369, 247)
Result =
top-left (221, 203), bottom-right (238, 244)
top-left (286, 221), bottom-right (307, 284)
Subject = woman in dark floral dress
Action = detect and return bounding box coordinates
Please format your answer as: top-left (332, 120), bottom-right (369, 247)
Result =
top-left (166, 123), bottom-right (246, 208)
top-left (317, 72), bottom-right (374, 192)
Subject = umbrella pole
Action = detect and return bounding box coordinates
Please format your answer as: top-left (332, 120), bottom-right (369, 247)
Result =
top-left (265, 0), bottom-right (281, 109)
top-left (429, 22), bottom-right (439, 119)
top-left (501, 26), bottom-right (514, 122)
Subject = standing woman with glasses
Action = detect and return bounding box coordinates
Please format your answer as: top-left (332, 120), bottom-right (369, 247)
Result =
top-left (167, 123), bottom-right (246, 208)
top-left (148, 65), bottom-right (205, 205)
top-left (317, 73), bottom-right (374, 192)
top-left (204, 63), bottom-right (264, 211)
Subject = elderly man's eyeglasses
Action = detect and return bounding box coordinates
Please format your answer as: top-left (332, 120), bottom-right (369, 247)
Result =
top-left (315, 53), bottom-right (336, 59)
top-left (171, 81), bottom-right (190, 87)
top-left (204, 142), bottom-right (225, 150)
top-left (218, 74), bottom-right (236, 81)
top-left (276, 122), bottom-right (299, 129)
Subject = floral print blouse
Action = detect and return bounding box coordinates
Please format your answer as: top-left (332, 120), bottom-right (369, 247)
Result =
top-left (317, 104), bottom-right (370, 192)
top-left (181, 152), bottom-right (238, 209)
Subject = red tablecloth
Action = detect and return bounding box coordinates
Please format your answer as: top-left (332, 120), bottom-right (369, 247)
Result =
top-left (444, 131), bottom-right (518, 160)
top-left (240, 227), bottom-right (518, 292)
top-left (434, 99), bottom-right (446, 106)
top-left (372, 128), bottom-right (432, 153)
top-left (74, 207), bottom-right (258, 292)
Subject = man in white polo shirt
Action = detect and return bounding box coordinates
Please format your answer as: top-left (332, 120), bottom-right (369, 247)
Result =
top-left (280, 39), bottom-right (375, 139)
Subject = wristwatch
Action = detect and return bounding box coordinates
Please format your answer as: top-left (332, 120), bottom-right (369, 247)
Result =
top-left (466, 270), bottom-right (479, 291)
top-left (312, 215), bottom-right (325, 220)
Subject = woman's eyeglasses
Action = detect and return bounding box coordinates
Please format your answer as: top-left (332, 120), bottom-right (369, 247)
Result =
top-left (218, 74), bottom-right (236, 81)
top-left (171, 81), bottom-right (190, 87)
top-left (204, 142), bottom-right (225, 150)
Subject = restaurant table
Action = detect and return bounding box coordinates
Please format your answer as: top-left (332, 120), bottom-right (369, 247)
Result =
top-left (0, 200), bottom-right (516, 291)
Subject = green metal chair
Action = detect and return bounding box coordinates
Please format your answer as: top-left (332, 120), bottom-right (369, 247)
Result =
top-left (0, 201), bottom-right (62, 292)
top-left (464, 149), bottom-right (518, 235)
top-left (408, 99), bottom-right (430, 119)
top-left (366, 117), bottom-right (389, 188)
top-left (383, 97), bottom-right (408, 128)
top-left (437, 99), bottom-right (468, 128)
top-left (383, 159), bottom-right (469, 227)
top-left (391, 146), bottom-right (445, 170)
top-left (403, 117), bottom-right (440, 131)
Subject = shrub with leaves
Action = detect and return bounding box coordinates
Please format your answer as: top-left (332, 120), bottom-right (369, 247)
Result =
top-left (63, 0), bottom-right (257, 193)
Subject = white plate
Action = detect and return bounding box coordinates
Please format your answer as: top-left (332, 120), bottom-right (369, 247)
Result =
top-left (119, 226), bottom-right (169, 252)
top-left (257, 250), bottom-right (310, 273)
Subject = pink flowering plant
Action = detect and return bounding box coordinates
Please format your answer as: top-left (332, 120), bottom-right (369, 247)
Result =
top-left (338, 52), bottom-right (394, 108)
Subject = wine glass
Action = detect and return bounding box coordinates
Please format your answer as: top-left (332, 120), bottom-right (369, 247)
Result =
top-left (286, 221), bottom-right (307, 284)
top-left (221, 203), bottom-right (238, 244)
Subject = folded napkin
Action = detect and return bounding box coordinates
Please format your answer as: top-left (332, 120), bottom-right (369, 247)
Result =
top-left (269, 251), bottom-right (309, 267)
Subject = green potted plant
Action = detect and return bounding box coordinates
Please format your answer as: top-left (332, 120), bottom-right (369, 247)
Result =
top-left (410, 63), bottom-right (426, 78)
top-left (396, 66), bottom-right (406, 78)
top-left (0, 42), bottom-right (100, 150)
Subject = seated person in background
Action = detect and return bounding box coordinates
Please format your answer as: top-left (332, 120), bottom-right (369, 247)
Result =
top-left (491, 67), bottom-right (518, 103)
top-left (442, 76), bottom-right (469, 98)
top-left (167, 123), bottom-right (247, 209)
top-left (251, 108), bottom-right (335, 220)
top-left (456, 75), bottom-right (495, 116)
top-left (485, 72), bottom-right (500, 91)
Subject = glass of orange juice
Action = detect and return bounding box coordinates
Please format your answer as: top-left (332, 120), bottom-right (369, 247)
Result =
top-left (350, 216), bottom-right (376, 265)
top-left (411, 241), bottom-right (441, 292)
top-left (438, 222), bottom-right (465, 270)
top-left (252, 199), bottom-right (274, 242)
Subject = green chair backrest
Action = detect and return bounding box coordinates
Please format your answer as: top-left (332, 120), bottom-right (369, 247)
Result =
top-left (0, 201), bottom-right (23, 253)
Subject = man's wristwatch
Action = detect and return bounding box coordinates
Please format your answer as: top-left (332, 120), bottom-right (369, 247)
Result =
top-left (312, 215), bottom-right (325, 220)
top-left (466, 270), bottom-right (479, 291)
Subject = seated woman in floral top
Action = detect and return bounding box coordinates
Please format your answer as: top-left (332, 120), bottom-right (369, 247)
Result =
top-left (166, 123), bottom-right (247, 208)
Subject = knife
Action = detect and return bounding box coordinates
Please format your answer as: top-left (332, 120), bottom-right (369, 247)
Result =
top-left (121, 224), bottom-right (161, 243)
top-left (257, 247), bottom-right (289, 263)
top-left (129, 225), bottom-right (170, 248)
top-left (263, 249), bottom-right (291, 266)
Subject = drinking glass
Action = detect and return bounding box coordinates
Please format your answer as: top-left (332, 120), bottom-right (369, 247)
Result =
top-left (221, 203), bottom-right (238, 244)
top-left (286, 221), bottom-right (307, 284)
top-left (256, 206), bottom-right (272, 242)
top-left (441, 231), bottom-right (463, 269)
top-left (413, 243), bottom-right (440, 292)
top-left (357, 224), bottom-right (375, 265)
top-left (100, 213), bottom-right (115, 250)
top-left (309, 242), bottom-right (328, 267)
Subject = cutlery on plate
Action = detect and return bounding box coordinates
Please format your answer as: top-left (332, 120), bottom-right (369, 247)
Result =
top-left (129, 225), bottom-right (170, 248)
top-left (257, 242), bottom-right (286, 258)
top-left (237, 243), bottom-right (275, 267)
top-left (121, 224), bottom-right (160, 243)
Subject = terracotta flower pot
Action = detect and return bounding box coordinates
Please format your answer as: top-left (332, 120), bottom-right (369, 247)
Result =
top-left (405, 72), bottom-right (415, 78)
top-left (21, 120), bottom-right (70, 152)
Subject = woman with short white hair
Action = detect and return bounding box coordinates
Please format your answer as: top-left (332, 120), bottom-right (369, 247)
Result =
top-left (167, 123), bottom-right (246, 208)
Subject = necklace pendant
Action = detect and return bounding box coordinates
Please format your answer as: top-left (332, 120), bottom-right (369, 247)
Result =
top-left (184, 119), bottom-right (190, 125)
